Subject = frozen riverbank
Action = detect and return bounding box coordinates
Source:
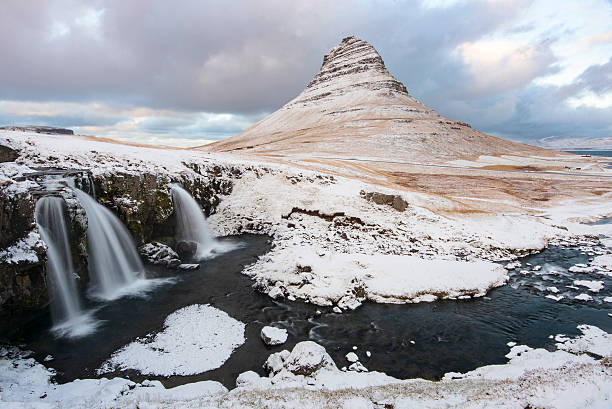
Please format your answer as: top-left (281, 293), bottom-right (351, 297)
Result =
top-left (1, 324), bottom-right (610, 408)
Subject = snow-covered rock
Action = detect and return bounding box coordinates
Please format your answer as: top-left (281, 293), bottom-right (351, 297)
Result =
top-left (139, 241), bottom-right (182, 268)
top-left (282, 341), bottom-right (337, 377)
top-left (345, 352), bottom-right (358, 363)
top-left (235, 370), bottom-right (261, 388)
top-left (98, 304), bottom-right (245, 376)
top-left (348, 361), bottom-right (368, 372)
top-left (264, 349), bottom-right (290, 376)
top-left (260, 326), bottom-right (288, 346)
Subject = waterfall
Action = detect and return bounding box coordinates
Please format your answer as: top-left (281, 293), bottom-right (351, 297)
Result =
top-left (74, 189), bottom-right (145, 300)
top-left (170, 184), bottom-right (232, 259)
top-left (35, 196), bottom-right (97, 338)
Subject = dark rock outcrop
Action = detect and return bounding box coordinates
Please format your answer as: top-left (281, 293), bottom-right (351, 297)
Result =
top-left (0, 126), bottom-right (74, 135)
top-left (139, 241), bottom-right (181, 268)
top-left (0, 145), bottom-right (19, 163)
top-left (360, 190), bottom-right (408, 212)
top-left (0, 190), bottom-right (35, 248)
top-left (0, 233), bottom-right (47, 321)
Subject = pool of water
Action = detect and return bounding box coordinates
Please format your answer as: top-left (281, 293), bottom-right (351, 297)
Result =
top-left (565, 150), bottom-right (612, 168)
top-left (2, 234), bottom-right (611, 389)
top-left (565, 150), bottom-right (612, 157)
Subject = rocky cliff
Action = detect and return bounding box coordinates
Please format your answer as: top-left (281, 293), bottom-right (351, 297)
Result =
top-left (0, 137), bottom-right (238, 318)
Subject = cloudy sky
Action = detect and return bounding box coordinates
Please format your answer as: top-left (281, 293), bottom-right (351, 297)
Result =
top-left (1, 0), bottom-right (611, 147)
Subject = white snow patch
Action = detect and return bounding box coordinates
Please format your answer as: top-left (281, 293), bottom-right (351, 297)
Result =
top-left (573, 280), bottom-right (605, 292)
top-left (574, 293), bottom-right (593, 301)
top-left (345, 352), bottom-right (359, 363)
top-left (546, 294), bottom-right (564, 301)
top-left (98, 304), bottom-right (245, 376)
top-left (556, 325), bottom-right (612, 357)
top-left (245, 245), bottom-right (507, 307)
top-left (260, 326), bottom-right (288, 346)
top-left (0, 347), bottom-right (226, 408)
top-left (592, 254), bottom-right (612, 271)
top-left (0, 231), bottom-right (43, 264)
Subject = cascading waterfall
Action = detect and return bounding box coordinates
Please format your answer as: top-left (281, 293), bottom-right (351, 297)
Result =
top-left (170, 184), bottom-right (232, 259)
top-left (74, 189), bottom-right (145, 300)
top-left (35, 196), bottom-right (97, 338)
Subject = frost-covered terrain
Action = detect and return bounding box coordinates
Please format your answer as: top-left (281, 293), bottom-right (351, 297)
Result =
top-left (1, 325), bottom-right (610, 408)
top-left (2, 128), bottom-right (612, 309)
top-left (98, 304), bottom-right (245, 376)
top-left (1, 127), bottom-right (611, 407)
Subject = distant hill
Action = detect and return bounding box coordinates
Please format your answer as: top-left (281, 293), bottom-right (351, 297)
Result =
top-left (0, 126), bottom-right (74, 135)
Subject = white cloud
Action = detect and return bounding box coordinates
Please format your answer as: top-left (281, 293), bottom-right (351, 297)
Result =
top-left (47, 7), bottom-right (105, 41)
top-left (567, 91), bottom-right (612, 109)
top-left (454, 40), bottom-right (552, 95)
top-left (420, 0), bottom-right (464, 8)
top-left (509, 0), bottom-right (612, 87)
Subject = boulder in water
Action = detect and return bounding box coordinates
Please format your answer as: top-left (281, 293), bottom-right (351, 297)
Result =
top-left (139, 242), bottom-right (181, 268)
top-left (176, 240), bottom-right (198, 260)
top-left (260, 326), bottom-right (288, 346)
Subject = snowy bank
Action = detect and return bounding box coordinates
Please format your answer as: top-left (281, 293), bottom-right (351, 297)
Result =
top-left (246, 245), bottom-right (508, 308)
top-left (98, 304), bottom-right (245, 376)
top-left (1, 320), bottom-right (611, 408)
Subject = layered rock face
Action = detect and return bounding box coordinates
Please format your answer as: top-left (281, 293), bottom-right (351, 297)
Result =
top-left (206, 36), bottom-right (545, 161)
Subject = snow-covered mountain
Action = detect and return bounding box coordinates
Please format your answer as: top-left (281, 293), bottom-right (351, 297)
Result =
top-left (205, 36), bottom-right (549, 162)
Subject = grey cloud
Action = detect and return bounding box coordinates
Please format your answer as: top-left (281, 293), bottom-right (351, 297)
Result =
top-left (558, 56), bottom-right (612, 98)
top-left (0, 0), bottom-right (532, 113)
top-left (1, 0), bottom-right (610, 144)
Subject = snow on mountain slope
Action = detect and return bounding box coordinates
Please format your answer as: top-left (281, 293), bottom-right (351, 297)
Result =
top-left (205, 36), bottom-right (552, 163)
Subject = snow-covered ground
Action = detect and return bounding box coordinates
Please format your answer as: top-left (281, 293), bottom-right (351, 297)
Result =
top-left (244, 246), bottom-right (507, 309)
top-left (98, 304), bottom-right (245, 376)
top-left (2, 129), bottom-right (612, 407)
top-left (1, 325), bottom-right (610, 408)
top-left (2, 129), bottom-right (612, 307)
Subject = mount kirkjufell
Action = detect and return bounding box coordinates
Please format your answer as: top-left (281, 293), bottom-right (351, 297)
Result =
top-left (206, 36), bottom-right (546, 162)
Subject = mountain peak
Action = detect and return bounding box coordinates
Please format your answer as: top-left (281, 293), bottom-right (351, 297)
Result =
top-left (292, 36), bottom-right (410, 108)
top-left (206, 36), bottom-right (544, 163)
top-left (320, 36), bottom-right (383, 71)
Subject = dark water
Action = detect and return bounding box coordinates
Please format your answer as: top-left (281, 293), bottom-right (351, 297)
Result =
top-left (565, 150), bottom-right (612, 157)
top-left (566, 150), bottom-right (612, 168)
top-left (2, 234), bottom-right (611, 389)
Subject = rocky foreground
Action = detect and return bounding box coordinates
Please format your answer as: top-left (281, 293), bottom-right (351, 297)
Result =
top-left (2, 324), bottom-right (611, 408)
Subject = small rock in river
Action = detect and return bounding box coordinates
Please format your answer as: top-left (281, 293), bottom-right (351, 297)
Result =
top-left (260, 326), bottom-right (288, 346)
